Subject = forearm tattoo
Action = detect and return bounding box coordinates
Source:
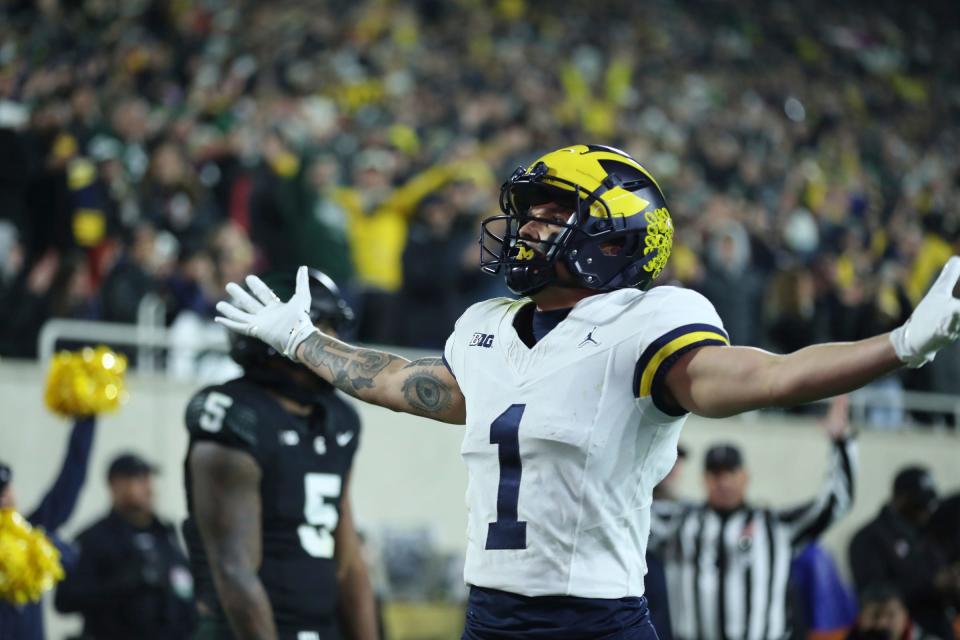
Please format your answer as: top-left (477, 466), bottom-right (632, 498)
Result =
top-left (402, 357), bottom-right (445, 369)
top-left (300, 337), bottom-right (457, 416)
top-left (401, 369), bottom-right (454, 414)
top-left (300, 333), bottom-right (402, 393)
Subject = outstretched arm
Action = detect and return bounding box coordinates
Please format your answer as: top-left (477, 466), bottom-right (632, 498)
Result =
top-left (666, 257), bottom-right (960, 418)
top-left (777, 397), bottom-right (857, 548)
top-left (215, 266), bottom-right (465, 424)
top-left (297, 336), bottom-right (464, 424)
top-left (665, 334), bottom-right (899, 418)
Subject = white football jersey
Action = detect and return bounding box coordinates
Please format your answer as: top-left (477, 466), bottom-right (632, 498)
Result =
top-left (443, 286), bottom-right (728, 598)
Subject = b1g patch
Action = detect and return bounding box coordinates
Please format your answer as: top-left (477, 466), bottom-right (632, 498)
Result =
top-left (469, 332), bottom-right (495, 348)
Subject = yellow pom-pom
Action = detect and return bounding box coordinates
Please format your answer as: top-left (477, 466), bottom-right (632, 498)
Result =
top-left (0, 509), bottom-right (65, 605)
top-left (44, 346), bottom-right (128, 418)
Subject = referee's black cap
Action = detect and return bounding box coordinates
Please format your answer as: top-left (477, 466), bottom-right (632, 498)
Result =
top-left (107, 453), bottom-right (158, 481)
top-left (704, 443), bottom-right (744, 473)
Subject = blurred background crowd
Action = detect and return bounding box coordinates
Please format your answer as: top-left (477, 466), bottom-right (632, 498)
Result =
top-left (1, 0), bottom-right (960, 403)
top-left (1, 2), bottom-right (959, 638)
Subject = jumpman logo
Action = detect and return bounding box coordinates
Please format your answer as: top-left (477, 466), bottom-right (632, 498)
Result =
top-left (578, 327), bottom-right (600, 348)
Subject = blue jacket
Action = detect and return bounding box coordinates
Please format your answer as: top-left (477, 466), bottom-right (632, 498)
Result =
top-left (0, 417), bottom-right (96, 640)
top-left (790, 542), bottom-right (858, 632)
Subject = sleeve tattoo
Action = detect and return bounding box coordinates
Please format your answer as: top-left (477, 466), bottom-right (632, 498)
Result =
top-left (299, 335), bottom-right (462, 420)
top-left (401, 359), bottom-right (454, 413)
top-left (300, 335), bottom-right (404, 392)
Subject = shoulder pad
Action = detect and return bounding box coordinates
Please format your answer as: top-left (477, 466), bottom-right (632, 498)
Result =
top-left (185, 384), bottom-right (260, 450)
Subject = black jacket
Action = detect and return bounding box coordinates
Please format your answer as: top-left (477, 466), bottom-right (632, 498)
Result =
top-left (849, 505), bottom-right (957, 640)
top-left (55, 509), bottom-right (196, 640)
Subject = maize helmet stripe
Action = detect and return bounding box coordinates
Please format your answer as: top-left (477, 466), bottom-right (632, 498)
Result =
top-left (532, 145), bottom-right (663, 192)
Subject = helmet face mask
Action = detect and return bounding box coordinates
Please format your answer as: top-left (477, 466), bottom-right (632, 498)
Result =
top-left (480, 145), bottom-right (674, 296)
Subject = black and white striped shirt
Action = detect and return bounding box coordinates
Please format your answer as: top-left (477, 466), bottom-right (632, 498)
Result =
top-left (650, 437), bottom-right (857, 640)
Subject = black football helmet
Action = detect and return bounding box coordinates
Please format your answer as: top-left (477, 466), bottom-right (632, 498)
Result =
top-left (228, 268), bottom-right (354, 370)
top-left (480, 144), bottom-right (674, 295)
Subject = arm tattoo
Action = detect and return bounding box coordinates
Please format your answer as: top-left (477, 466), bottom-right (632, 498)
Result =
top-left (300, 333), bottom-right (403, 393)
top-left (402, 356), bottom-right (445, 369)
top-left (299, 335), bottom-right (461, 419)
top-left (401, 370), bottom-right (453, 414)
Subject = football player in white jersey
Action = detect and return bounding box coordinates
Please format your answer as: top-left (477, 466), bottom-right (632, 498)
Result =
top-left (215, 145), bottom-right (960, 640)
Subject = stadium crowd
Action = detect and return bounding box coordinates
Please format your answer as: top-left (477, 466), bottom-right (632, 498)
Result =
top-left (3, 2), bottom-right (960, 637)
top-left (1, 0), bottom-right (959, 405)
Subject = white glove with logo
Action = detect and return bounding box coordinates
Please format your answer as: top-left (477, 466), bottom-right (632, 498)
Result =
top-left (215, 266), bottom-right (318, 361)
top-left (890, 256), bottom-right (960, 368)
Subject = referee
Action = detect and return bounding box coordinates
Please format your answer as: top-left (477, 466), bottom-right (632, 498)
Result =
top-left (650, 403), bottom-right (856, 640)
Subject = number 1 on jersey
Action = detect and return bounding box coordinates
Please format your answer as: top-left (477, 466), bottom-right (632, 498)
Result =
top-left (486, 404), bottom-right (527, 550)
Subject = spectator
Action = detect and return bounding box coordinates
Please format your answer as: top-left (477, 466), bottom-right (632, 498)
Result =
top-left (849, 467), bottom-right (960, 640)
top-left (0, 249), bottom-right (98, 358)
top-left (208, 221), bottom-right (256, 298)
top-left (250, 146), bottom-right (355, 289)
top-left (926, 492), bottom-right (960, 566)
top-left (790, 543), bottom-right (859, 640)
top-left (697, 217), bottom-right (765, 346)
top-left (651, 403), bottom-right (856, 640)
top-left (396, 193), bottom-right (476, 348)
top-left (55, 453), bottom-right (195, 640)
top-left (0, 417), bottom-right (97, 640)
top-left (248, 128), bottom-right (315, 273)
top-left (140, 141), bottom-right (214, 246)
top-left (99, 222), bottom-right (162, 323)
top-left (766, 268), bottom-right (827, 354)
top-left (0, 0), bottom-right (959, 409)
top-left (845, 583), bottom-right (936, 640)
top-left (302, 154), bottom-right (355, 288)
top-left (164, 243), bottom-right (219, 321)
top-left (332, 150), bottom-right (484, 342)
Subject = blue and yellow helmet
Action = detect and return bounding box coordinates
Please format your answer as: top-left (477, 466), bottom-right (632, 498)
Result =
top-left (481, 144), bottom-right (673, 295)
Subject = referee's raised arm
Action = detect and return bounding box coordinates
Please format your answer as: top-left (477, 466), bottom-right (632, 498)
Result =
top-left (655, 398), bottom-right (857, 640)
top-left (775, 395), bottom-right (857, 549)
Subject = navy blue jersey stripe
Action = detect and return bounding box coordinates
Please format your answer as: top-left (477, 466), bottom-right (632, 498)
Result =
top-left (650, 339), bottom-right (728, 415)
top-left (632, 323), bottom-right (728, 400)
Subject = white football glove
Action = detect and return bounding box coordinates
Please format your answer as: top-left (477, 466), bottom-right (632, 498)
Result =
top-left (890, 256), bottom-right (960, 368)
top-left (215, 266), bottom-right (318, 361)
